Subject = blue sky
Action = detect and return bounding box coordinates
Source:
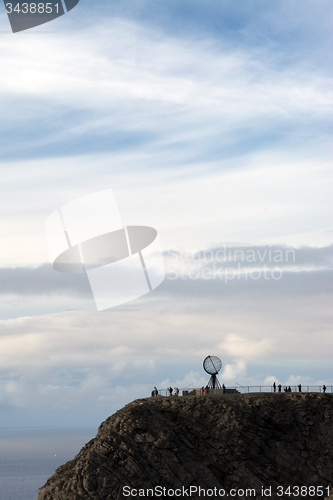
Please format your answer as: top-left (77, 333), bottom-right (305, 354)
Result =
top-left (0, 0), bottom-right (332, 428)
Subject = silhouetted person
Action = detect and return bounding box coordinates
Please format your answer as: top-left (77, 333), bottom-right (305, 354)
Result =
top-left (284, 387), bottom-right (288, 392)
top-left (222, 383), bottom-right (226, 394)
top-left (168, 387), bottom-right (173, 396)
top-left (154, 386), bottom-right (158, 396)
top-left (323, 385), bottom-right (327, 394)
top-left (298, 384), bottom-right (302, 393)
top-left (273, 382), bottom-right (276, 393)
top-left (278, 384), bottom-right (282, 393)
top-left (288, 386), bottom-right (291, 392)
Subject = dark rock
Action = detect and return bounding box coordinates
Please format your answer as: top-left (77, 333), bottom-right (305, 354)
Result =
top-left (38, 393), bottom-right (333, 499)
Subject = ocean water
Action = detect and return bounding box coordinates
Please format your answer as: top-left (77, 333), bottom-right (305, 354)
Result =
top-left (0, 427), bottom-right (97, 500)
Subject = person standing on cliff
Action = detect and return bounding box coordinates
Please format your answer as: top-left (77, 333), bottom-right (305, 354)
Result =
top-left (154, 387), bottom-right (158, 396)
top-left (278, 384), bottom-right (282, 392)
top-left (273, 382), bottom-right (276, 393)
top-left (222, 384), bottom-right (226, 394)
top-left (298, 384), bottom-right (302, 392)
top-left (323, 385), bottom-right (327, 393)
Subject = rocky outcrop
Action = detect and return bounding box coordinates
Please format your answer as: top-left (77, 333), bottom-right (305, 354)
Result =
top-left (38, 393), bottom-right (333, 499)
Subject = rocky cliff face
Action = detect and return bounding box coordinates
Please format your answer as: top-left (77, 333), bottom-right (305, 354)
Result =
top-left (38, 393), bottom-right (333, 499)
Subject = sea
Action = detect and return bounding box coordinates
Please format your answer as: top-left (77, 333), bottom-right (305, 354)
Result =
top-left (0, 427), bottom-right (97, 500)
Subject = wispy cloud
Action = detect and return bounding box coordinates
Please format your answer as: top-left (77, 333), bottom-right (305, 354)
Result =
top-left (1, 244), bottom-right (332, 295)
top-left (1, 295), bottom-right (332, 426)
top-left (1, 1), bottom-right (332, 427)
top-left (1, 16), bottom-right (332, 161)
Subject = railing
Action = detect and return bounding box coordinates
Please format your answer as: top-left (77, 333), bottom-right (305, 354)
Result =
top-left (233, 385), bottom-right (333, 394)
top-left (153, 386), bottom-right (333, 397)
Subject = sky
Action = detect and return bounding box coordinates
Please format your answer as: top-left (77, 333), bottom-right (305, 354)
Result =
top-left (0, 0), bottom-right (332, 428)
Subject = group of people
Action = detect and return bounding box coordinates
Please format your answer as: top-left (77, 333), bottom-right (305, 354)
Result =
top-left (152, 383), bottom-right (328, 397)
top-left (272, 382), bottom-right (289, 393)
top-left (151, 387), bottom-right (180, 396)
top-left (152, 384), bottom-right (229, 396)
top-left (167, 387), bottom-right (179, 396)
top-left (200, 384), bottom-right (226, 394)
top-left (273, 382), bottom-right (327, 393)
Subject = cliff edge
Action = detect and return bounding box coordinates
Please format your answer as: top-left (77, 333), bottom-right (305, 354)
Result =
top-left (38, 393), bottom-right (333, 499)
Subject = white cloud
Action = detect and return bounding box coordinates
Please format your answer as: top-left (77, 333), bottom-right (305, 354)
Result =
top-left (2, 19), bottom-right (332, 120)
top-left (221, 359), bottom-right (247, 381)
top-left (1, 16), bottom-right (332, 267)
top-left (1, 5), bottom-right (332, 427)
top-left (264, 375), bottom-right (279, 386)
top-left (159, 371), bottom-right (208, 390)
top-left (218, 335), bottom-right (273, 360)
top-left (1, 152), bottom-right (332, 266)
top-left (1, 286), bottom-right (332, 372)
top-left (0, 289), bottom-right (332, 424)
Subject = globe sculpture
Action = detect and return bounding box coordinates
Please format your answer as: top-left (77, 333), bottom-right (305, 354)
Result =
top-left (203, 355), bottom-right (222, 389)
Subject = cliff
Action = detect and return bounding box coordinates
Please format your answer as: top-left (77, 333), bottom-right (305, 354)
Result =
top-left (38, 393), bottom-right (333, 499)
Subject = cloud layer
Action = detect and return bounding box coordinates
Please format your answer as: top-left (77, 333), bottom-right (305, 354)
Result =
top-left (1, 0), bottom-right (332, 427)
top-left (1, 243), bottom-right (332, 426)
